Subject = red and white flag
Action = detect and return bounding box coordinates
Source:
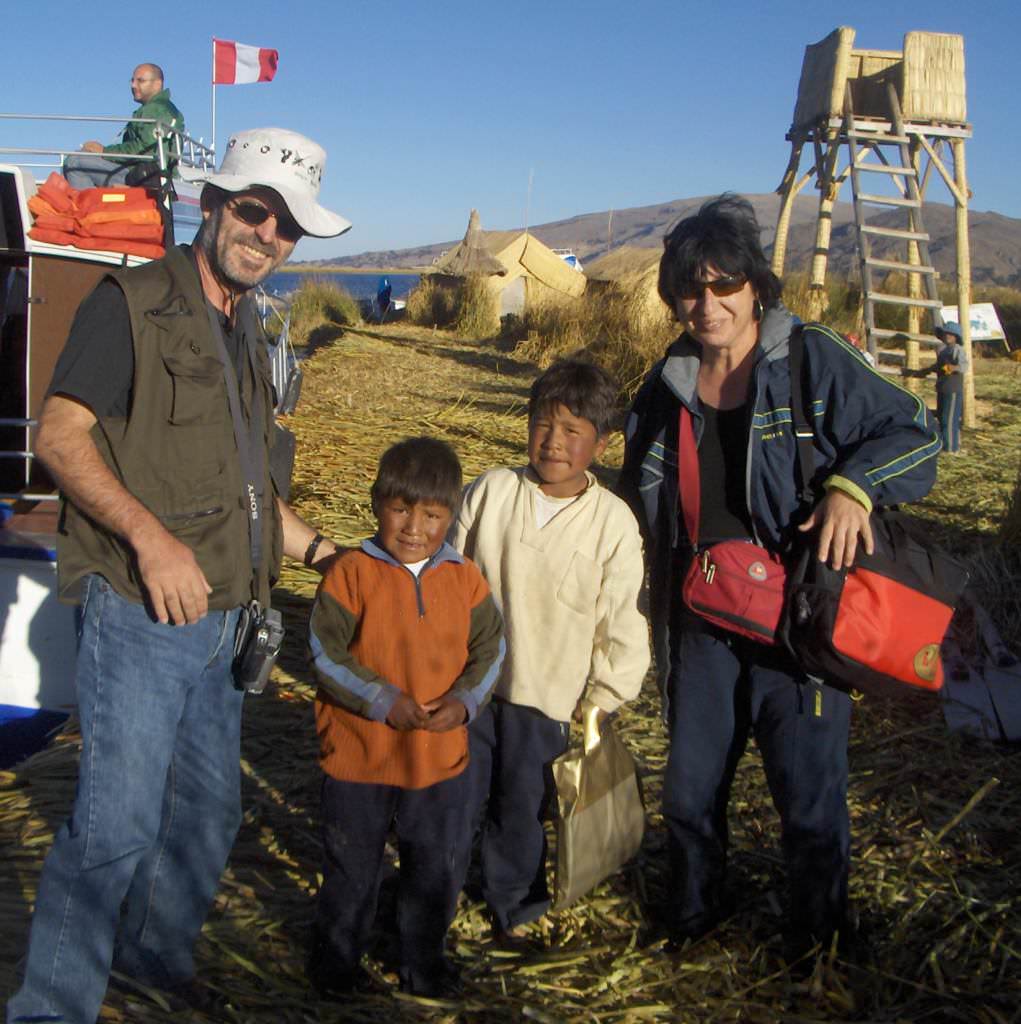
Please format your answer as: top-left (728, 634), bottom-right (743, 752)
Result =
top-left (212, 38), bottom-right (279, 85)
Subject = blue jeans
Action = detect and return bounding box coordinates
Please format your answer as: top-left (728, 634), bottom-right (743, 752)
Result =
top-left (62, 153), bottom-right (134, 191)
top-left (7, 576), bottom-right (243, 1024)
top-left (663, 621), bottom-right (851, 943)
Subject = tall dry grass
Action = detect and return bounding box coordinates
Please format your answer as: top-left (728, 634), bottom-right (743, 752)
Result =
top-left (511, 282), bottom-right (676, 395)
top-left (406, 274), bottom-right (500, 337)
top-left (405, 275), bottom-right (459, 328)
top-left (287, 279), bottom-right (361, 347)
top-left (781, 271), bottom-right (864, 334)
top-left (453, 274), bottom-right (500, 339)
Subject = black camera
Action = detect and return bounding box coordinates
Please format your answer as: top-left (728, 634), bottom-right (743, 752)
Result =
top-left (233, 603), bottom-right (285, 694)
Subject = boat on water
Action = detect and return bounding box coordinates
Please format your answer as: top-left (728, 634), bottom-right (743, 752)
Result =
top-left (551, 248), bottom-right (583, 272)
top-left (0, 113), bottom-right (215, 765)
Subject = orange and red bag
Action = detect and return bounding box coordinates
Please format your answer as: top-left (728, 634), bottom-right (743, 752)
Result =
top-left (781, 511), bottom-right (969, 698)
top-left (778, 325), bottom-right (970, 698)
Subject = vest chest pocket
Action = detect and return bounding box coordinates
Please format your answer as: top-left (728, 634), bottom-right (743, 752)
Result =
top-left (556, 551), bottom-right (602, 617)
top-left (162, 352), bottom-right (226, 425)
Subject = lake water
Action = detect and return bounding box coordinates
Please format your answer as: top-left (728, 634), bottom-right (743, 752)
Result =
top-left (263, 270), bottom-right (421, 303)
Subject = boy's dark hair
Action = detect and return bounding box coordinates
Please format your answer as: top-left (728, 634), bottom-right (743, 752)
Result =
top-left (658, 193), bottom-right (783, 316)
top-left (528, 358), bottom-right (619, 437)
top-left (370, 436), bottom-right (463, 515)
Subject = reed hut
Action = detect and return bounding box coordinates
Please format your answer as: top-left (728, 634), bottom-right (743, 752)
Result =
top-left (427, 210), bottom-right (586, 318)
top-left (584, 246), bottom-right (670, 331)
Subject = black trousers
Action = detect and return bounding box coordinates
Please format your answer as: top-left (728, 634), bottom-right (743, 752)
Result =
top-left (468, 700), bottom-right (570, 931)
top-left (316, 770), bottom-right (472, 975)
top-left (663, 618), bottom-right (851, 943)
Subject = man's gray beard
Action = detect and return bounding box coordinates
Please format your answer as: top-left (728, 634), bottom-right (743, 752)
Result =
top-left (196, 206), bottom-right (262, 295)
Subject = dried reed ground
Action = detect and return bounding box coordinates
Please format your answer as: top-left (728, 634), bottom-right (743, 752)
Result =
top-left (2, 326), bottom-right (1020, 1023)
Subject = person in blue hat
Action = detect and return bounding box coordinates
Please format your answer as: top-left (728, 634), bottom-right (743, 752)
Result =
top-left (931, 322), bottom-right (968, 453)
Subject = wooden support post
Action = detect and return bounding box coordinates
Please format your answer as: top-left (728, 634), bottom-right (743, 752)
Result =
top-left (904, 139), bottom-right (922, 392)
top-left (952, 138), bottom-right (975, 428)
top-left (807, 130), bottom-right (841, 321)
top-left (808, 193), bottom-right (834, 321)
top-left (772, 139), bottom-right (808, 277)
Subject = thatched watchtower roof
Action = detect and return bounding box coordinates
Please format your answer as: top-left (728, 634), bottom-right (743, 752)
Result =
top-left (433, 209), bottom-right (507, 277)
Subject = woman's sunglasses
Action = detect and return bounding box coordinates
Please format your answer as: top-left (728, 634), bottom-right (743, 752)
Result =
top-left (227, 199), bottom-right (303, 243)
top-left (677, 275), bottom-right (747, 301)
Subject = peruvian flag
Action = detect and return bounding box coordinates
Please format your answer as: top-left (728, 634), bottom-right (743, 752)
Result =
top-left (212, 38), bottom-right (279, 84)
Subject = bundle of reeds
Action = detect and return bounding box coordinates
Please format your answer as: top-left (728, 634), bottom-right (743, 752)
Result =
top-left (287, 279), bottom-right (362, 349)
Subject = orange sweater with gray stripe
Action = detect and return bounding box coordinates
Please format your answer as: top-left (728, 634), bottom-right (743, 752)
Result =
top-left (310, 539), bottom-right (505, 790)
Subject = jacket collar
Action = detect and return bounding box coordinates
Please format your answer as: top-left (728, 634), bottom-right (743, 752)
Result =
top-left (658, 304), bottom-right (798, 408)
top-left (361, 537), bottom-right (464, 571)
top-left (135, 88), bottom-right (173, 111)
top-left (139, 246), bottom-right (257, 334)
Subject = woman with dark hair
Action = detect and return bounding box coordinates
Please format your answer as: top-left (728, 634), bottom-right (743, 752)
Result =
top-left (618, 194), bottom-right (940, 960)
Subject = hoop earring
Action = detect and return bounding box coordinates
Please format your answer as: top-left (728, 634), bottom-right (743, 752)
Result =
top-left (753, 299), bottom-right (763, 322)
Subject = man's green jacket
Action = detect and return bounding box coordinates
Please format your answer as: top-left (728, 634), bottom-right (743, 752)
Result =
top-left (104, 88), bottom-right (185, 156)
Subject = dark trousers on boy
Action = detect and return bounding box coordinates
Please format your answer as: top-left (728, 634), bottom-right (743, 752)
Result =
top-left (468, 699), bottom-right (570, 931)
top-left (663, 615), bottom-right (851, 948)
top-left (316, 770), bottom-right (472, 988)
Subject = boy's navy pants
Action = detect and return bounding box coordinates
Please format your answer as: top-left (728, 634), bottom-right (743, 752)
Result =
top-left (663, 621), bottom-right (851, 944)
top-left (316, 770), bottom-right (471, 978)
top-left (468, 700), bottom-right (570, 931)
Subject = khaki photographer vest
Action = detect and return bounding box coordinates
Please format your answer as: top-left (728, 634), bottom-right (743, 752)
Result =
top-left (56, 245), bottom-right (282, 609)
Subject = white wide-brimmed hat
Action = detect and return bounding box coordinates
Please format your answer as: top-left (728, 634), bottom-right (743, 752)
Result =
top-left (180, 127), bottom-right (351, 238)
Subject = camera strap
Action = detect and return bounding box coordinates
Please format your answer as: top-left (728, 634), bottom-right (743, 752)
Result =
top-left (206, 301), bottom-right (266, 576)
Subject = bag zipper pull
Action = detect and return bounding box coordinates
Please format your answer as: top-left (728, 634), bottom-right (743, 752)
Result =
top-left (700, 550), bottom-right (716, 584)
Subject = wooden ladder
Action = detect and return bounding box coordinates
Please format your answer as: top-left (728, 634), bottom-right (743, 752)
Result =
top-left (844, 83), bottom-right (943, 366)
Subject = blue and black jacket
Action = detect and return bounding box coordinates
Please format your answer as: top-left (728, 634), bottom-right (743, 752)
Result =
top-left (617, 305), bottom-right (941, 685)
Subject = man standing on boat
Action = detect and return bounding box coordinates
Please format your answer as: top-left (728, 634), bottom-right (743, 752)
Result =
top-left (63, 63), bottom-right (185, 189)
top-left (7, 128), bottom-right (349, 1024)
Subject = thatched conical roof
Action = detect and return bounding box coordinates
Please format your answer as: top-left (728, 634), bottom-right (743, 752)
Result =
top-left (432, 209), bottom-right (507, 277)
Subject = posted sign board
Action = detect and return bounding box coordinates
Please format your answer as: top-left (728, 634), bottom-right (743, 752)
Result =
top-left (940, 304), bottom-right (1006, 342)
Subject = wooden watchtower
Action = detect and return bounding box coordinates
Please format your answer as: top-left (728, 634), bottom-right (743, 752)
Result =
top-left (772, 28), bottom-right (975, 424)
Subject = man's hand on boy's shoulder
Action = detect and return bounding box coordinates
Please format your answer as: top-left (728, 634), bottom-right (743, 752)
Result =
top-left (421, 693), bottom-right (468, 732)
top-left (386, 693), bottom-right (431, 731)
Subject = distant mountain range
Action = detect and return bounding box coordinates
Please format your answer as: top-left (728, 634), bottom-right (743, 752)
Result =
top-left (299, 193), bottom-right (1021, 288)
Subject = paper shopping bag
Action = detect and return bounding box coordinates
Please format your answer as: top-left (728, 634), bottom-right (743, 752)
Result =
top-left (551, 704), bottom-right (645, 909)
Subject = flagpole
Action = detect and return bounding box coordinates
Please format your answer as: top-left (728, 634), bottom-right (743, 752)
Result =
top-left (210, 38), bottom-right (217, 158)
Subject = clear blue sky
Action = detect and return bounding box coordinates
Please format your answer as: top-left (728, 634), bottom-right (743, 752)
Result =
top-left (5, 0), bottom-right (1018, 262)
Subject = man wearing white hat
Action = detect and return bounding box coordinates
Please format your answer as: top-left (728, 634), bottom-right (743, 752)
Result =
top-left (8, 129), bottom-right (348, 1024)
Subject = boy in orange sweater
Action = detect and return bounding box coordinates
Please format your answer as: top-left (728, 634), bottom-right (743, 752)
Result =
top-left (308, 437), bottom-right (505, 997)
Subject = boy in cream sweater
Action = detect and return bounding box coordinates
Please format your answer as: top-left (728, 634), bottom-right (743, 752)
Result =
top-left (451, 359), bottom-right (650, 945)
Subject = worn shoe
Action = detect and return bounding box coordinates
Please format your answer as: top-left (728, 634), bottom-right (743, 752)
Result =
top-left (399, 958), bottom-right (463, 999)
top-left (784, 917), bottom-right (868, 978)
top-left (492, 924), bottom-right (541, 954)
top-left (305, 931), bottom-right (369, 996)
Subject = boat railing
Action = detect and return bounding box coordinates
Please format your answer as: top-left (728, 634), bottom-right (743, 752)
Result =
top-left (0, 112), bottom-right (215, 180)
top-left (0, 416), bottom-right (54, 504)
